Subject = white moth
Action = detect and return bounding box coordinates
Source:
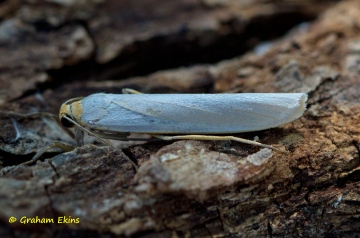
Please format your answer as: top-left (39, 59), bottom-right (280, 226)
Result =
top-left (59, 91), bottom-right (307, 152)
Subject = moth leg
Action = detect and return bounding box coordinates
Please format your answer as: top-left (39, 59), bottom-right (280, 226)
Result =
top-left (61, 116), bottom-right (139, 170)
top-left (20, 142), bottom-right (74, 166)
top-left (153, 134), bottom-right (282, 152)
top-left (122, 88), bottom-right (143, 94)
top-left (75, 127), bottom-right (85, 146)
top-left (94, 135), bottom-right (154, 141)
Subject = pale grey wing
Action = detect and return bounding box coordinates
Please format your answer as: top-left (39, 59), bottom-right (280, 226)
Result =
top-left (80, 93), bottom-right (307, 134)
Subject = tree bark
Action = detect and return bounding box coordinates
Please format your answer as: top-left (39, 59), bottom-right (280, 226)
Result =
top-left (1, 0), bottom-right (359, 237)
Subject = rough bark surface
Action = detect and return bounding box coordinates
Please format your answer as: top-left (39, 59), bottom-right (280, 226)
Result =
top-left (1, 0), bottom-right (359, 237)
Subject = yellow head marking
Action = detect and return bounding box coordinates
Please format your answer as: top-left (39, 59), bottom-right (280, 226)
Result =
top-left (59, 97), bottom-right (83, 127)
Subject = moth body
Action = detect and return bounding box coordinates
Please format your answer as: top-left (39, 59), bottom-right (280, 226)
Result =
top-left (59, 93), bottom-right (307, 135)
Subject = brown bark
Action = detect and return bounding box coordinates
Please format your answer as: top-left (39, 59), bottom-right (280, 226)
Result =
top-left (1, 0), bottom-right (359, 237)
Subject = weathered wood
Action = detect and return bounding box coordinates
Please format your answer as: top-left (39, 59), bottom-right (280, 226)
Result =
top-left (2, 0), bottom-right (360, 237)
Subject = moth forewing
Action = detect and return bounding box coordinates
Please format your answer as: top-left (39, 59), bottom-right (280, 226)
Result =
top-left (59, 92), bottom-right (307, 152)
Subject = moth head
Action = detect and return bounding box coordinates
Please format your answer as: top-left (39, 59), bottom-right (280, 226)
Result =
top-left (59, 98), bottom-right (83, 128)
